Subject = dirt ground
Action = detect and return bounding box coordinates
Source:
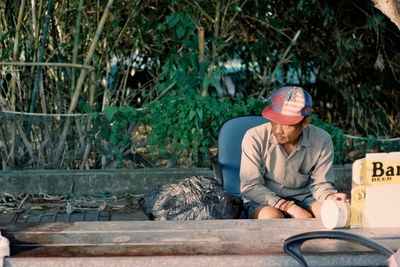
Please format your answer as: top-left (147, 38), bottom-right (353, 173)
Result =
top-left (0, 193), bottom-right (144, 218)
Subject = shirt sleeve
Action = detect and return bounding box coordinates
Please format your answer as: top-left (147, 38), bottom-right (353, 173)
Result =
top-left (309, 135), bottom-right (338, 201)
top-left (239, 130), bottom-right (282, 207)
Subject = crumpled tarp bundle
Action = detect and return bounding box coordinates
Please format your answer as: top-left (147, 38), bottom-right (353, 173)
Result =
top-left (139, 175), bottom-right (243, 220)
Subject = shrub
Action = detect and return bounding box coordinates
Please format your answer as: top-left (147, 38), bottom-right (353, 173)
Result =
top-left (144, 92), bottom-right (266, 167)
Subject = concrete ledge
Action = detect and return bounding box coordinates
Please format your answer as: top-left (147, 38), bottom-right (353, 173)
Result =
top-left (4, 254), bottom-right (389, 267)
top-left (2, 219), bottom-right (398, 267)
top-left (0, 168), bottom-right (214, 195)
top-left (4, 254), bottom-right (386, 267)
top-left (0, 166), bottom-right (352, 196)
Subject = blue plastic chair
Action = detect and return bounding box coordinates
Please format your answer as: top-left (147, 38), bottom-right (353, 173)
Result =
top-left (213, 115), bottom-right (267, 197)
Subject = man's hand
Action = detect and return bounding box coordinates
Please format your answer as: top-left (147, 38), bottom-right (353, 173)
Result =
top-left (286, 204), bottom-right (313, 218)
top-left (326, 192), bottom-right (348, 202)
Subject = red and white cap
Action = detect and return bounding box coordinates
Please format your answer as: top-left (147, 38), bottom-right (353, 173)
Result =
top-left (262, 86), bottom-right (313, 125)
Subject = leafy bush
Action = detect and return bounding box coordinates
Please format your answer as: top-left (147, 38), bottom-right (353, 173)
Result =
top-left (310, 114), bottom-right (347, 164)
top-left (88, 102), bottom-right (400, 168)
top-left (2, 1), bottom-right (399, 170)
top-left (311, 115), bottom-right (400, 164)
top-left (144, 92), bottom-right (266, 167)
top-left (90, 106), bottom-right (144, 166)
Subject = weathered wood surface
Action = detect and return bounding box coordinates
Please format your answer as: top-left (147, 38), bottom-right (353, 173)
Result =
top-left (2, 219), bottom-right (400, 258)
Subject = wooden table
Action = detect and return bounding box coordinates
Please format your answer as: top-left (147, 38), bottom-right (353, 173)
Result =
top-left (2, 219), bottom-right (399, 267)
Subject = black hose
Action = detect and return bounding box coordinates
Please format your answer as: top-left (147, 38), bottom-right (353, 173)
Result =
top-left (283, 230), bottom-right (394, 267)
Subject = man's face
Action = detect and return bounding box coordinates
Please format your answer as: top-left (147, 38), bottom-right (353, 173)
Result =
top-left (270, 119), bottom-right (309, 145)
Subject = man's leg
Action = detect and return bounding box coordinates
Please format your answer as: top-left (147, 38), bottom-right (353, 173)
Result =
top-left (309, 201), bottom-right (322, 219)
top-left (253, 205), bottom-right (284, 219)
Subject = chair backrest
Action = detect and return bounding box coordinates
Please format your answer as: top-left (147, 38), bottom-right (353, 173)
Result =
top-left (218, 115), bottom-right (267, 196)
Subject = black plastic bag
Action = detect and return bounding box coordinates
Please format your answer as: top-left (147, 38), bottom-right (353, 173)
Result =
top-left (138, 175), bottom-right (243, 220)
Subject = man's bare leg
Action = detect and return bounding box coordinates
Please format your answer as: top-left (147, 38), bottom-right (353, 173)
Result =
top-left (253, 205), bottom-right (284, 219)
top-left (309, 201), bottom-right (322, 219)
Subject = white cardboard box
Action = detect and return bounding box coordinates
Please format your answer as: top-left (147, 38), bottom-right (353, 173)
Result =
top-left (351, 152), bottom-right (400, 228)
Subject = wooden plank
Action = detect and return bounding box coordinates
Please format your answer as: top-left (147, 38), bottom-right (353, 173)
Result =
top-left (2, 219), bottom-right (400, 257)
top-left (3, 254), bottom-right (390, 267)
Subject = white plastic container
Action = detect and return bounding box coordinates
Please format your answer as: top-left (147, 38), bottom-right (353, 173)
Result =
top-left (321, 199), bottom-right (351, 229)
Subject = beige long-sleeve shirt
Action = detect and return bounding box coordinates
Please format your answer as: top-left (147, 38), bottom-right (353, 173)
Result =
top-left (240, 122), bottom-right (338, 207)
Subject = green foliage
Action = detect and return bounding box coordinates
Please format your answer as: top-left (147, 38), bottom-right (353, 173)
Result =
top-left (311, 114), bottom-right (400, 164)
top-left (160, 12), bottom-right (196, 40)
top-left (90, 106), bottom-right (144, 162)
top-left (144, 92), bottom-right (266, 166)
top-left (155, 11), bottom-right (203, 95)
top-left (310, 115), bottom-right (347, 164)
top-left (1, 0), bottom-right (400, 169)
top-left (0, 30), bottom-right (11, 59)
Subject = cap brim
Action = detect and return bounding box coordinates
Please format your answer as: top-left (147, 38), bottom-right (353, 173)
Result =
top-left (262, 105), bottom-right (303, 125)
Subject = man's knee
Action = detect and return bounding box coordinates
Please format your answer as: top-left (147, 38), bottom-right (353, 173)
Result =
top-left (254, 205), bottom-right (284, 219)
top-left (309, 201), bottom-right (322, 219)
